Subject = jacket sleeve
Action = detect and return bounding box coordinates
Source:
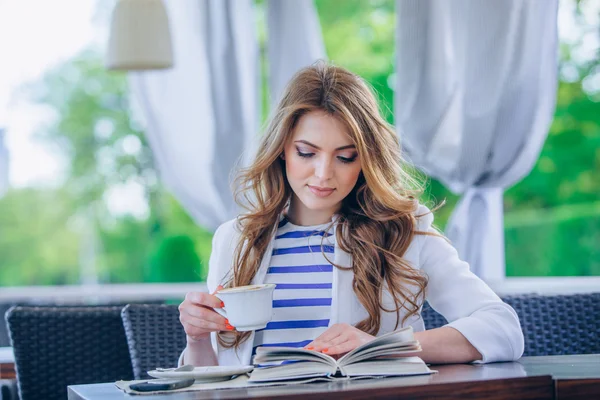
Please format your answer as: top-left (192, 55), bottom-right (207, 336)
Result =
top-left (179, 219), bottom-right (237, 366)
top-left (207, 218), bottom-right (240, 292)
top-left (416, 207), bottom-right (524, 363)
top-left (206, 223), bottom-right (225, 294)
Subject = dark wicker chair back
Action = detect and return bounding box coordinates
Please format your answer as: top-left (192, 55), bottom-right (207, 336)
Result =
top-left (5, 306), bottom-right (133, 400)
top-left (121, 304), bottom-right (187, 379)
top-left (420, 301), bottom-right (448, 332)
top-left (0, 303), bottom-right (15, 347)
top-left (421, 293), bottom-right (600, 356)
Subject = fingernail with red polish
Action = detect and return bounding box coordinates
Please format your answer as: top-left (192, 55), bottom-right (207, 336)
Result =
top-left (220, 301), bottom-right (225, 308)
top-left (305, 346), bottom-right (314, 350)
top-left (225, 319), bottom-right (230, 325)
top-left (322, 348), bottom-right (329, 353)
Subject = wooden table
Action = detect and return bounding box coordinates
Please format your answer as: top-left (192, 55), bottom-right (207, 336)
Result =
top-left (67, 354), bottom-right (600, 400)
top-left (0, 348), bottom-right (15, 380)
top-left (0, 347), bottom-right (17, 400)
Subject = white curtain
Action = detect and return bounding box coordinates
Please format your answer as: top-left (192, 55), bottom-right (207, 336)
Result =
top-left (129, 0), bottom-right (258, 231)
top-left (395, 0), bottom-right (559, 280)
top-left (267, 0), bottom-right (326, 105)
top-left (129, 0), bottom-right (325, 231)
top-left (0, 128), bottom-right (8, 198)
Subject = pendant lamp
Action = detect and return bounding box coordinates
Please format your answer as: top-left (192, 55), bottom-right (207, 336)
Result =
top-left (106, 0), bottom-right (173, 70)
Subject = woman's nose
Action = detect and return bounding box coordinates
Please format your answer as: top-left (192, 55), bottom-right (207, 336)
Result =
top-left (315, 157), bottom-right (334, 180)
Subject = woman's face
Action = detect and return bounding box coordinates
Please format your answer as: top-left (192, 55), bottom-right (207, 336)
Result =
top-left (282, 110), bottom-right (362, 223)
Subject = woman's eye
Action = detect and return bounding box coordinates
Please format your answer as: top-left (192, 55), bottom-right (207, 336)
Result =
top-left (296, 151), bottom-right (314, 158)
top-left (338, 156), bottom-right (357, 164)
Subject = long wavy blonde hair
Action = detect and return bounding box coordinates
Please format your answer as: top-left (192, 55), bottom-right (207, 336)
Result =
top-left (218, 61), bottom-right (431, 349)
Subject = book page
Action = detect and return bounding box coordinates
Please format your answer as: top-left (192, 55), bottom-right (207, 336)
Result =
top-left (338, 326), bottom-right (416, 366)
top-left (341, 357), bottom-right (432, 377)
top-left (254, 347), bottom-right (336, 366)
top-left (249, 361), bottom-right (336, 383)
top-left (346, 346), bottom-right (422, 364)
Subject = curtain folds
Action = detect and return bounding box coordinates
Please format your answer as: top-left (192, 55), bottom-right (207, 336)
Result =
top-left (395, 0), bottom-right (559, 280)
top-left (267, 0), bottom-right (326, 105)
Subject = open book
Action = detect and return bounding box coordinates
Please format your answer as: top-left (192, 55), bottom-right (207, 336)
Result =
top-left (249, 326), bottom-right (434, 383)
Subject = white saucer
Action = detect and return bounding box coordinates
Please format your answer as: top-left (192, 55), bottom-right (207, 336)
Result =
top-left (148, 365), bottom-right (254, 383)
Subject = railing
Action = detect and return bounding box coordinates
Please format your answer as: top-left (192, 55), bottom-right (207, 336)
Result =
top-left (1, 278), bottom-right (599, 304)
top-left (0, 283), bottom-right (207, 304)
top-left (488, 277), bottom-right (600, 295)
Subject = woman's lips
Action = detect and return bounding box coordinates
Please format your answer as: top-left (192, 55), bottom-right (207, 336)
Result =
top-left (308, 185), bottom-right (335, 197)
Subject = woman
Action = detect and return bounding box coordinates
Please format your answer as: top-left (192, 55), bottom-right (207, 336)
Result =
top-left (179, 62), bottom-right (524, 367)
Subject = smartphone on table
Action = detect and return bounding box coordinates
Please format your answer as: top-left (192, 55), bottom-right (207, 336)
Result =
top-left (129, 378), bottom-right (195, 392)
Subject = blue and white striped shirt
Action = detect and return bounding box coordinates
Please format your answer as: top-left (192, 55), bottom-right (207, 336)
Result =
top-left (252, 217), bottom-right (335, 357)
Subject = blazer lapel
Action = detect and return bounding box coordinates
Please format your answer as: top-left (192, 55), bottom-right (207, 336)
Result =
top-left (234, 221), bottom-right (277, 365)
top-left (252, 225), bottom-right (277, 286)
top-left (331, 224), bottom-right (355, 326)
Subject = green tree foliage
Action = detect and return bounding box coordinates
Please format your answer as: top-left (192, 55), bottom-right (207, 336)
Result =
top-left (147, 235), bottom-right (202, 283)
top-left (0, 188), bottom-right (80, 285)
top-left (504, 8), bottom-right (600, 276)
top-left (1, 47), bottom-right (211, 285)
top-left (316, 0), bottom-right (396, 123)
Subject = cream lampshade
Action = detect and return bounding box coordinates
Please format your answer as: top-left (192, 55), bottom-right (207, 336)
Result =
top-left (106, 0), bottom-right (174, 70)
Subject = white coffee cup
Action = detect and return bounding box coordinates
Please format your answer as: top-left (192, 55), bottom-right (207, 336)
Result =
top-left (214, 284), bottom-right (276, 331)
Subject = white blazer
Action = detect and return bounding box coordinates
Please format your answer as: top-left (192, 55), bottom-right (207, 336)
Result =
top-left (187, 205), bottom-right (524, 366)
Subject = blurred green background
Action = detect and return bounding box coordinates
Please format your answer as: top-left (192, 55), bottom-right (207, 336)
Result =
top-left (0, 0), bottom-right (598, 286)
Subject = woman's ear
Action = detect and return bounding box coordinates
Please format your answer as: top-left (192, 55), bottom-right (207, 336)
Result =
top-left (280, 152), bottom-right (285, 160)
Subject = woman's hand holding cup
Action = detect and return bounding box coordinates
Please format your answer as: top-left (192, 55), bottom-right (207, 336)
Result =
top-left (179, 285), bottom-right (235, 342)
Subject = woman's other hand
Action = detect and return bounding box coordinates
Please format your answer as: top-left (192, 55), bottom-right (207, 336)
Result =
top-left (179, 285), bottom-right (234, 341)
top-left (304, 323), bottom-right (375, 358)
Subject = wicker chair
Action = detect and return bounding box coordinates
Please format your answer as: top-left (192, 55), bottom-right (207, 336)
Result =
top-left (421, 293), bottom-right (600, 356)
top-left (1, 379), bottom-right (18, 400)
top-left (0, 303), bottom-right (15, 347)
top-left (121, 304), bottom-right (187, 379)
top-left (5, 306), bottom-right (134, 400)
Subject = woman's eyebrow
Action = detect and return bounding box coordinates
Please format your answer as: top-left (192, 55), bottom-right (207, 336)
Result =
top-left (294, 140), bottom-right (356, 151)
